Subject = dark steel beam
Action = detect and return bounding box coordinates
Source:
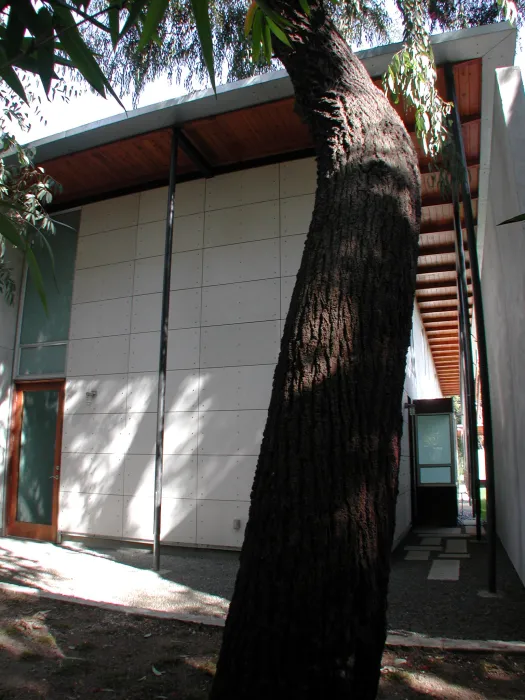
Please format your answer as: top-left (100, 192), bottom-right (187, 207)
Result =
top-left (153, 127), bottom-right (179, 572)
top-left (179, 130), bottom-right (214, 179)
top-left (446, 63), bottom-right (497, 592)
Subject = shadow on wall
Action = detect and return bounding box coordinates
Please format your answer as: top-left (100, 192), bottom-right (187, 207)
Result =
top-left (58, 370), bottom-right (262, 550)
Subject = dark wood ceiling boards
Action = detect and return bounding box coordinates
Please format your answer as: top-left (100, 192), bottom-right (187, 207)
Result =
top-left (40, 58), bottom-right (483, 398)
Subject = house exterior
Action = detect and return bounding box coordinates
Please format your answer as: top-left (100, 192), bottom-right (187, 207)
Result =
top-left (0, 23), bottom-right (517, 555)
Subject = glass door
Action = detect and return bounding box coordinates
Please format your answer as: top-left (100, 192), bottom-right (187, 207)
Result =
top-left (6, 381), bottom-right (65, 541)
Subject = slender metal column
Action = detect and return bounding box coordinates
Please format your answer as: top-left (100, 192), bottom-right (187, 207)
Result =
top-left (153, 127), bottom-right (179, 572)
top-left (445, 64), bottom-right (497, 591)
top-left (453, 189), bottom-right (481, 540)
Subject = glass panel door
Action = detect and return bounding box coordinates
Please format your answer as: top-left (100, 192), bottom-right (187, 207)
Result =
top-left (6, 381), bottom-right (65, 541)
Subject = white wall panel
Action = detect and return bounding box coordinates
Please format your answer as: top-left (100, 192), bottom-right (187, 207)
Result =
top-left (280, 276), bottom-right (295, 319)
top-left (164, 411), bottom-right (198, 454)
top-left (60, 453), bottom-right (124, 495)
top-left (281, 234), bottom-right (306, 277)
top-left (128, 332), bottom-right (159, 373)
top-left (198, 410), bottom-right (266, 456)
top-left (138, 186), bottom-right (168, 224)
top-left (131, 293), bottom-right (161, 334)
top-left (197, 455), bottom-right (256, 501)
top-left (201, 279), bottom-right (279, 327)
top-left (169, 288), bottom-right (202, 330)
top-left (203, 238), bottom-right (279, 286)
top-left (127, 372), bottom-right (157, 413)
top-left (136, 215), bottom-right (204, 259)
top-left (167, 328), bottom-right (200, 370)
top-left (65, 375), bottom-right (128, 415)
top-left (197, 500), bottom-right (249, 547)
top-left (62, 413), bottom-right (126, 454)
top-left (199, 365), bottom-right (274, 412)
top-left (136, 220), bottom-right (165, 259)
top-left (136, 250), bottom-right (205, 296)
top-left (80, 193), bottom-right (139, 236)
top-left (173, 213), bottom-right (204, 252)
top-left (123, 496), bottom-right (196, 543)
top-left (123, 454), bottom-right (196, 499)
top-left (126, 412), bottom-right (157, 455)
top-left (171, 250), bottom-right (203, 290)
top-left (133, 255), bottom-right (163, 295)
top-left (67, 335), bottom-right (130, 376)
top-left (69, 297), bottom-right (132, 339)
top-left (200, 321), bottom-right (279, 368)
top-left (174, 180), bottom-right (205, 217)
top-left (59, 493), bottom-right (123, 538)
top-left (76, 227), bottom-right (136, 269)
top-left (281, 194), bottom-right (314, 237)
top-left (166, 369), bottom-right (199, 412)
top-left (280, 158), bottom-right (316, 198)
top-left (204, 200), bottom-right (279, 248)
top-left (73, 262), bottom-right (134, 304)
top-left (205, 165), bottom-right (278, 211)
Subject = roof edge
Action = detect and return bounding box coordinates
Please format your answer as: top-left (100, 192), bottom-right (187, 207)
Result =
top-left (31, 22), bottom-right (516, 164)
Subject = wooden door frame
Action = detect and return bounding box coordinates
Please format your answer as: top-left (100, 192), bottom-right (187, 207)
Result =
top-left (5, 379), bottom-right (65, 542)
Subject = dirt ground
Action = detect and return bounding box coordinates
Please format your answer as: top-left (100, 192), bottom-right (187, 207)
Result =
top-left (0, 589), bottom-right (524, 699)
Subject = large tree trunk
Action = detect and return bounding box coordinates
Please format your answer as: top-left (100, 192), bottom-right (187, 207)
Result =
top-left (210, 3), bottom-right (420, 699)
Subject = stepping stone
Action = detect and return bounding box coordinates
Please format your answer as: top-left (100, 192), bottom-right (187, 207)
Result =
top-left (445, 539), bottom-right (468, 554)
top-left (420, 537), bottom-right (441, 546)
top-left (465, 526), bottom-right (477, 535)
top-left (428, 559), bottom-right (460, 581)
top-left (405, 551), bottom-right (430, 561)
top-left (462, 518), bottom-right (477, 526)
top-left (439, 553), bottom-right (470, 559)
top-left (405, 545), bottom-right (442, 551)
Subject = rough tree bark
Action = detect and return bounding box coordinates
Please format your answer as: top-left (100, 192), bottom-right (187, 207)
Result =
top-left (210, 2), bottom-right (421, 699)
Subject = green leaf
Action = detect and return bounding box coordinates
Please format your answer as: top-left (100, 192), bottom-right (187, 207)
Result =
top-left (26, 247), bottom-right (48, 314)
top-left (244, 1), bottom-right (257, 38)
top-left (36, 8), bottom-right (55, 95)
top-left (53, 5), bottom-right (125, 109)
top-left (189, 0), bottom-right (216, 93)
top-left (5, 5), bottom-right (25, 59)
top-left (262, 19), bottom-right (272, 63)
top-left (0, 211), bottom-right (26, 250)
top-left (108, 5), bottom-right (120, 50)
top-left (498, 212), bottom-right (525, 225)
top-left (137, 0), bottom-right (169, 51)
top-left (0, 52), bottom-right (27, 102)
top-left (266, 17), bottom-right (291, 47)
top-left (119, 0), bottom-right (148, 38)
top-left (254, 1), bottom-right (291, 28)
top-left (298, 0), bottom-right (311, 15)
top-left (252, 9), bottom-right (262, 63)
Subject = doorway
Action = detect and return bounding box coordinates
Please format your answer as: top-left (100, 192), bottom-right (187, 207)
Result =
top-left (6, 380), bottom-right (65, 542)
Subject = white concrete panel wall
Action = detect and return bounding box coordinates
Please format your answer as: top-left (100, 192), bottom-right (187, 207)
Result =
top-left (59, 156), bottom-right (440, 550)
top-left (59, 159), bottom-right (314, 547)
top-left (393, 304), bottom-right (443, 547)
top-left (0, 248), bottom-right (23, 531)
top-left (480, 67), bottom-right (525, 585)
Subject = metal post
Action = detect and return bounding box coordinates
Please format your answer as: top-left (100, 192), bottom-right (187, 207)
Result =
top-left (452, 188), bottom-right (481, 540)
top-left (153, 127), bottom-right (179, 572)
top-left (445, 63), bottom-right (497, 592)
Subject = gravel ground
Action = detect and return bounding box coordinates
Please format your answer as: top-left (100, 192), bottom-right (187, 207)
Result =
top-left (2, 531), bottom-right (524, 643)
top-left (388, 533), bottom-right (525, 641)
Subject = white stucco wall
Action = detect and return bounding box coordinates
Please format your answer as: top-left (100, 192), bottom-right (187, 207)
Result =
top-left (393, 305), bottom-right (443, 546)
top-left (53, 156), bottom-right (441, 549)
top-left (481, 67), bottom-right (525, 585)
top-left (0, 248), bottom-right (23, 532)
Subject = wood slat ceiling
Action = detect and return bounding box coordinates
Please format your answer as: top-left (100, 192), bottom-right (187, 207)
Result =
top-left (41, 59), bottom-right (482, 398)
